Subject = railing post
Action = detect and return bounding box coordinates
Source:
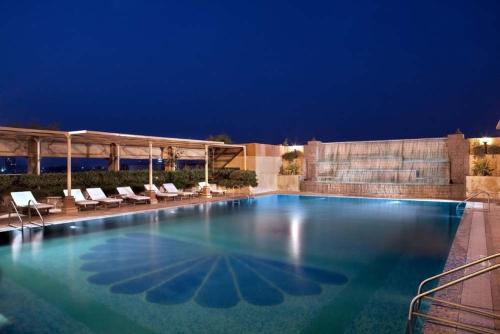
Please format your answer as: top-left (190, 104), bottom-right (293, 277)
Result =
top-left (405, 320), bottom-right (413, 334)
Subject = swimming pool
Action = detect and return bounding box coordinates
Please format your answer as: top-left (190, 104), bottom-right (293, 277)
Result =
top-left (0, 195), bottom-right (461, 333)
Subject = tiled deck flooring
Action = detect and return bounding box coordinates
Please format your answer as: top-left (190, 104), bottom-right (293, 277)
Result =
top-left (0, 194), bottom-right (252, 231)
top-left (424, 203), bottom-right (500, 333)
top-left (486, 204), bottom-right (500, 331)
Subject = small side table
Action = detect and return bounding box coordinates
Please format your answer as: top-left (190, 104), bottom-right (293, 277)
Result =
top-left (45, 196), bottom-right (63, 213)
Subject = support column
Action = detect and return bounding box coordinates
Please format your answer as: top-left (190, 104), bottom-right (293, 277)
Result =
top-left (202, 145), bottom-right (212, 198)
top-left (146, 141), bottom-right (157, 204)
top-left (116, 144), bottom-right (120, 171)
top-left (304, 140), bottom-right (321, 181)
top-left (447, 132), bottom-right (469, 185)
top-left (27, 138), bottom-right (41, 175)
top-left (63, 134), bottom-right (77, 213)
top-left (108, 143), bottom-right (121, 172)
top-left (243, 146), bottom-right (247, 171)
top-left (163, 146), bottom-right (176, 171)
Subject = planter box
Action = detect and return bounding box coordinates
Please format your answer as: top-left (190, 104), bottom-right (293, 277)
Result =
top-left (277, 175), bottom-right (301, 192)
top-left (466, 176), bottom-right (500, 200)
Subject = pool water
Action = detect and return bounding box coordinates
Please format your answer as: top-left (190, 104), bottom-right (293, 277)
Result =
top-left (0, 195), bottom-right (461, 333)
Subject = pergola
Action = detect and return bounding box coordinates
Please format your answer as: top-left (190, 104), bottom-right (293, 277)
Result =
top-left (0, 126), bottom-right (247, 210)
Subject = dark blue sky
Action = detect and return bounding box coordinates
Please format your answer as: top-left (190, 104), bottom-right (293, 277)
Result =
top-left (0, 1), bottom-right (499, 144)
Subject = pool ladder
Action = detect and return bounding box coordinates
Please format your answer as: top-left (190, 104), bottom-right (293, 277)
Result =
top-left (456, 190), bottom-right (492, 213)
top-left (406, 253), bottom-right (500, 334)
top-left (8, 200), bottom-right (45, 230)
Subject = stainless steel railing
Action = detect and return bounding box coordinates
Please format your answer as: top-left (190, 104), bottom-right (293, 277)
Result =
top-left (27, 200), bottom-right (45, 227)
top-left (456, 190), bottom-right (491, 212)
top-left (417, 253), bottom-right (500, 296)
top-left (8, 200), bottom-right (24, 229)
top-left (406, 253), bottom-right (500, 334)
top-left (7, 200), bottom-right (45, 229)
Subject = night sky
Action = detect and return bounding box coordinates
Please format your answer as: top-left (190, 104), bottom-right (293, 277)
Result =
top-left (0, 1), bottom-right (499, 144)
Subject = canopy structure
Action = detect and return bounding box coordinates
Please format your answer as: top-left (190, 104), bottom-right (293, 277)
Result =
top-left (0, 126), bottom-right (247, 208)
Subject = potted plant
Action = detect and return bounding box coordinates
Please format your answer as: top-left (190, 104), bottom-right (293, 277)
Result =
top-left (472, 158), bottom-right (494, 176)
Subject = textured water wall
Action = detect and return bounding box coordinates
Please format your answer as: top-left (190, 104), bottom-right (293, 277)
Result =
top-left (310, 138), bottom-right (450, 185)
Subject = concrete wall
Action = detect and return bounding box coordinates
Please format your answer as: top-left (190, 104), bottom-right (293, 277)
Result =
top-left (227, 143), bottom-right (305, 194)
top-left (226, 143), bottom-right (283, 193)
top-left (466, 176), bottom-right (500, 200)
top-left (277, 175), bottom-right (301, 192)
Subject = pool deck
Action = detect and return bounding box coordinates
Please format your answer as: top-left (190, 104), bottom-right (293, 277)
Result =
top-left (423, 202), bottom-right (500, 333)
top-left (0, 193), bottom-right (256, 232)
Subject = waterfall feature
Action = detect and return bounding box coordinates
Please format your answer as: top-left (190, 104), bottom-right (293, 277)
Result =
top-left (315, 138), bottom-right (450, 185)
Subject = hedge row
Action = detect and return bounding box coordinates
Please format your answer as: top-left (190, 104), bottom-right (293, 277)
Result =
top-left (0, 168), bottom-right (257, 199)
top-left (472, 144), bottom-right (500, 156)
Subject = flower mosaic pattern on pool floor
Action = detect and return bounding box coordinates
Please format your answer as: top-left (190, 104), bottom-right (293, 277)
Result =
top-left (80, 233), bottom-right (348, 308)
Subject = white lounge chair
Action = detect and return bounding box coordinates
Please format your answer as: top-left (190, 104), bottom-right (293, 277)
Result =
top-left (144, 184), bottom-right (178, 201)
top-left (162, 183), bottom-right (196, 198)
top-left (198, 182), bottom-right (226, 196)
top-left (10, 191), bottom-right (54, 213)
top-left (63, 189), bottom-right (99, 210)
top-left (86, 188), bottom-right (123, 207)
top-left (117, 187), bottom-right (150, 204)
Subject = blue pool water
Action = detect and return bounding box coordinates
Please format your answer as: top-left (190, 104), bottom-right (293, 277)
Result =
top-left (0, 195), bottom-right (461, 333)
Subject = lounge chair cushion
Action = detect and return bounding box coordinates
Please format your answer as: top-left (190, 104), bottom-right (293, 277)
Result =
top-left (86, 188), bottom-right (123, 205)
top-left (63, 189), bottom-right (87, 202)
top-left (86, 188), bottom-right (109, 201)
top-left (117, 187), bottom-right (150, 202)
top-left (31, 203), bottom-right (54, 210)
top-left (163, 183), bottom-right (193, 196)
top-left (98, 198), bottom-right (123, 204)
top-left (75, 200), bottom-right (99, 207)
top-left (11, 191), bottom-right (54, 209)
top-left (156, 192), bottom-right (178, 198)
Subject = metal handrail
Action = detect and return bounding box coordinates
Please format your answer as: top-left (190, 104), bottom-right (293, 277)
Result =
top-left (27, 200), bottom-right (45, 227)
top-left (417, 253), bottom-right (500, 295)
top-left (422, 296), bottom-right (500, 320)
top-left (456, 190), bottom-right (491, 212)
top-left (410, 311), bottom-right (499, 334)
top-left (8, 200), bottom-right (24, 229)
top-left (407, 264), bottom-right (500, 334)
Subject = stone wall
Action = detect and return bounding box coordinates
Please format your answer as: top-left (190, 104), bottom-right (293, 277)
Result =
top-left (304, 140), bottom-right (320, 181)
top-left (448, 133), bottom-right (470, 184)
top-left (301, 181), bottom-right (465, 200)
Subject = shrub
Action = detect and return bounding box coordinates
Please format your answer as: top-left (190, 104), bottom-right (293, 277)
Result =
top-left (214, 169), bottom-right (258, 188)
top-left (0, 168), bottom-right (258, 198)
top-left (282, 150), bottom-right (302, 162)
top-left (472, 143), bottom-right (500, 156)
top-left (472, 158), bottom-right (494, 176)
